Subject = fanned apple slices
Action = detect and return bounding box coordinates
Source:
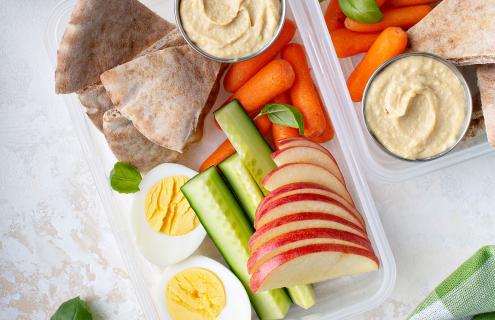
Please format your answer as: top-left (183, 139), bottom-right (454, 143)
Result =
top-left (257, 182), bottom-right (365, 227)
top-left (249, 137), bottom-right (378, 293)
top-left (250, 244), bottom-right (379, 292)
top-left (262, 163), bottom-right (353, 205)
top-left (247, 228), bottom-right (372, 274)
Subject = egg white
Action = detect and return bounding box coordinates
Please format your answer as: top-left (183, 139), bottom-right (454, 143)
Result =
top-left (153, 255), bottom-right (251, 320)
top-left (131, 163), bottom-right (206, 267)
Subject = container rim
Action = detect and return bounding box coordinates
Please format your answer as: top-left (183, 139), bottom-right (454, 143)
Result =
top-left (174, 0), bottom-right (286, 63)
top-left (362, 52), bottom-right (473, 162)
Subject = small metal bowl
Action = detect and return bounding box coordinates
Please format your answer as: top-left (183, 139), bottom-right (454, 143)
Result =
top-left (362, 52), bottom-right (473, 162)
top-left (174, 0), bottom-right (286, 63)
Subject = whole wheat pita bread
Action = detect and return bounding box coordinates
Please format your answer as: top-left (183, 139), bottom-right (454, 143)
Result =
top-left (103, 109), bottom-right (181, 173)
top-left (477, 65), bottom-right (495, 147)
top-left (408, 0), bottom-right (495, 65)
top-left (55, 0), bottom-right (174, 93)
top-left (77, 84), bottom-right (114, 131)
top-left (100, 45), bottom-right (222, 153)
top-left (101, 67), bottom-right (222, 172)
top-left (76, 29), bottom-right (185, 132)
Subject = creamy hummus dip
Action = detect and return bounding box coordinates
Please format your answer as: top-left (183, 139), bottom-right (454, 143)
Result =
top-left (180, 0), bottom-right (281, 59)
top-left (364, 55), bottom-right (466, 160)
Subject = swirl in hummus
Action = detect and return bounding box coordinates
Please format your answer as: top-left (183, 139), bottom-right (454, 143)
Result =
top-left (180, 0), bottom-right (281, 59)
top-left (365, 55), bottom-right (467, 160)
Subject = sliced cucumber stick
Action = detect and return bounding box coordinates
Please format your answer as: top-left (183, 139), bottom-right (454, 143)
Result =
top-left (214, 100), bottom-right (275, 195)
top-left (215, 101), bottom-right (317, 309)
top-left (181, 167), bottom-right (291, 320)
top-left (218, 153), bottom-right (263, 222)
top-left (286, 285), bottom-right (316, 309)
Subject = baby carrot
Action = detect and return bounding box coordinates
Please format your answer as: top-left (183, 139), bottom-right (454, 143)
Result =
top-left (231, 59), bottom-right (295, 114)
top-left (223, 20), bottom-right (297, 92)
top-left (388, 0), bottom-right (435, 7)
top-left (325, 0), bottom-right (345, 32)
top-left (273, 124), bottom-right (300, 149)
top-left (272, 91), bottom-right (291, 104)
top-left (344, 5), bottom-right (432, 32)
top-left (312, 111), bottom-right (335, 143)
top-left (199, 139), bottom-right (235, 172)
top-left (331, 29), bottom-right (380, 57)
top-left (347, 27), bottom-right (407, 102)
top-left (271, 92), bottom-right (300, 149)
top-left (200, 115), bottom-right (272, 171)
top-left (281, 43), bottom-right (327, 138)
top-left (253, 114), bottom-right (273, 136)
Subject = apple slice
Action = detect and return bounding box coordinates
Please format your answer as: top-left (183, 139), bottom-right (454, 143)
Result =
top-left (272, 146), bottom-right (345, 183)
top-left (257, 183), bottom-right (365, 227)
top-left (262, 163), bottom-right (353, 205)
top-left (250, 244), bottom-right (379, 292)
top-left (247, 228), bottom-right (372, 274)
top-left (248, 212), bottom-right (367, 252)
top-left (254, 193), bottom-right (363, 229)
top-left (278, 137), bottom-right (331, 155)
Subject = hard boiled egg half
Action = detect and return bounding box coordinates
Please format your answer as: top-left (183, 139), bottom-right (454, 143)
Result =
top-left (131, 163), bottom-right (206, 267)
top-left (153, 255), bottom-right (251, 320)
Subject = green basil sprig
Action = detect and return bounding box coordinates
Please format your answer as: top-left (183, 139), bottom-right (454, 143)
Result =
top-left (110, 162), bottom-right (142, 194)
top-left (257, 103), bottom-right (304, 135)
top-left (51, 297), bottom-right (93, 320)
top-left (339, 0), bottom-right (383, 24)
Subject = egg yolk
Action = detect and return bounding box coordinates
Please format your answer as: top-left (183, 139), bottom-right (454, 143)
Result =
top-left (144, 176), bottom-right (199, 236)
top-left (166, 268), bottom-right (226, 320)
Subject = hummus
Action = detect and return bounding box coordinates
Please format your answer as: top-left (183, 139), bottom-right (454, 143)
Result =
top-left (180, 0), bottom-right (281, 59)
top-left (365, 55), bottom-right (467, 160)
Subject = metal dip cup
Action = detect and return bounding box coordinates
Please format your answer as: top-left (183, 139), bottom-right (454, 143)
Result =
top-left (362, 52), bottom-right (473, 162)
top-left (174, 0), bottom-right (286, 63)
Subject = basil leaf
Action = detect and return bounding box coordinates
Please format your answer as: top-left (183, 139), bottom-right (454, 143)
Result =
top-left (257, 104), bottom-right (304, 135)
top-left (339, 0), bottom-right (383, 24)
top-left (51, 297), bottom-right (93, 320)
top-left (110, 162), bottom-right (142, 194)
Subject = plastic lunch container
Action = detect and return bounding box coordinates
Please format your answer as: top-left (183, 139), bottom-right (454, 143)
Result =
top-left (312, 2), bottom-right (494, 182)
top-left (45, 0), bottom-right (396, 319)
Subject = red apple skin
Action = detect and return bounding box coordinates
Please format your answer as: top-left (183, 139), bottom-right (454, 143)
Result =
top-left (262, 162), bottom-right (353, 205)
top-left (277, 137), bottom-right (332, 156)
top-left (247, 228), bottom-right (373, 274)
top-left (271, 145), bottom-right (345, 183)
top-left (248, 212), bottom-right (367, 252)
top-left (254, 193), bottom-right (364, 229)
top-left (256, 182), bottom-right (365, 227)
top-left (250, 243), bottom-right (379, 292)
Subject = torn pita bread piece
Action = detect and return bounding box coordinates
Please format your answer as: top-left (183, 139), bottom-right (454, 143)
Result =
top-left (458, 66), bottom-right (482, 119)
top-left (139, 28), bottom-right (186, 56)
top-left (77, 84), bottom-right (113, 131)
top-left (100, 45), bottom-right (222, 153)
top-left (477, 65), bottom-right (495, 147)
top-left (103, 109), bottom-right (181, 173)
top-left (55, 0), bottom-right (174, 94)
top-left (408, 0), bottom-right (495, 65)
top-left (76, 28), bottom-right (185, 132)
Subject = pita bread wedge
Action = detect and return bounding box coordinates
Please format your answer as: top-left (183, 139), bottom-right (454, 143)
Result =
top-left (100, 45), bottom-right (222, 153)
top-left (55, 0), bottom-right (174, 93)
top-left (408, 0), bottom-right (495, 65)
top-left (77, 84), bottom-right (114, 131)
top-left (76, 28), bottom-right (185, 132)
top-left (477, 65), bottom-right (495, 147)
top-left (103, 109), bottom-right (181, 173)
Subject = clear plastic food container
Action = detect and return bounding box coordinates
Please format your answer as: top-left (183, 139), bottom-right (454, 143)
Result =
top-left (314, 2), bottom-right (493, 182)
top-left (44, 0), bottom-right (396, 319)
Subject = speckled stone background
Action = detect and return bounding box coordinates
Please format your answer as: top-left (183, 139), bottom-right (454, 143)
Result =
top-left (1, 1), bottom-right (494, 319)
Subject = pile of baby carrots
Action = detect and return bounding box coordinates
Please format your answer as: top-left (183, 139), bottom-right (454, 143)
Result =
top-left (326, 0), bottom-right (434, 101)
top-left (200, 20), bottom-right (335, 172)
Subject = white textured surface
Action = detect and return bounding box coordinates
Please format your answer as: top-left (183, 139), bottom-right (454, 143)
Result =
top-left (1, 1), bottom-right (494, 319)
